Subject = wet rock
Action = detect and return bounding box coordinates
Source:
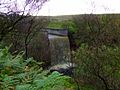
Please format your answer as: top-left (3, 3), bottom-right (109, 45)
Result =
top-left (49, 63), bottom-right (76, 76)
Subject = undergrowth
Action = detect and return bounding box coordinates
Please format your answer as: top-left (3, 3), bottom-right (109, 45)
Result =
top-left (0, 46), bottom-right (75, 90)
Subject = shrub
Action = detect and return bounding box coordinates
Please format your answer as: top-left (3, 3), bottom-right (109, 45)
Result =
top-left (72, 15), bottom-right (120, 50)
top-left (74, 44), bottom-right (120, 90)
top-left (0, 46), bottom-right (75, 90)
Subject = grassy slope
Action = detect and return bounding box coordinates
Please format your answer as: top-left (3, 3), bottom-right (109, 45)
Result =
top-left (47, 14), bottom-right (120, 31)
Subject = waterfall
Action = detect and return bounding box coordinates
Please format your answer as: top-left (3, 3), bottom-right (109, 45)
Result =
top-left (47, 29), bottom-right (71, 66)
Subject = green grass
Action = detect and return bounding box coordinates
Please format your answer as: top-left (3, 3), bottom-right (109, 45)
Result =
top-left (48, 20), bottom-right (77, 33)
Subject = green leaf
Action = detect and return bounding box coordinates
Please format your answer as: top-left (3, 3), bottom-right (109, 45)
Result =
top-left (16, 84), bottom-right (31, 90)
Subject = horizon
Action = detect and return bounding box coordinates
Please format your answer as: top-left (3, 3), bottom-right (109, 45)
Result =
top-left (37, 13), bottom-right (120, 17)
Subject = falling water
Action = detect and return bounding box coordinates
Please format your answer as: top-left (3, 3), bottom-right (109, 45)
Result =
top-left (48, 29), bottom-right (71, 66)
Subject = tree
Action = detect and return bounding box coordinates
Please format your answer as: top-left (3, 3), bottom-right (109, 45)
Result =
top-left (72, 14), bottom-right (120, 90)
top-left (11, 16), bottom-right (49, 59)
top-left (72, 14), bottom-right (120, 48)
top-left (0, 0), bottom-right (48, 42)
top-left (74, 44), bottom-right (120, 90)
top-left (0, 0), bottom-right (49, 60)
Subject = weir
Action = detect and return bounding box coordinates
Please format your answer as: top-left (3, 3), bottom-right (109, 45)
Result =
top-left (46, 28), bottom-right (71, 66)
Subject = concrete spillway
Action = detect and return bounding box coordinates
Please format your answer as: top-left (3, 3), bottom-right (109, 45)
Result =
top-left (48, 34), bottom-right (71, 66)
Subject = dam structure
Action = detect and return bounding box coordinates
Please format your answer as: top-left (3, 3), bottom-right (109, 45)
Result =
top-left (45, 28), bottom-right (71, 66)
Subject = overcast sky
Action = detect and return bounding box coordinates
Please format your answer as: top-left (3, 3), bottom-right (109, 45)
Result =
top-left (0, 0), bottom-right (120, 16)
top-left (38, 0), bottom-right (120, 16)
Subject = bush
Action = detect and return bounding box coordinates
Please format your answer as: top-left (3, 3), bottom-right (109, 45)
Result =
top-left (74, 44), bottom-right (120, 90)
top-left (72, 15), bottom-right (120, 50)
top-left (0, 46), bottom-right (75, 90)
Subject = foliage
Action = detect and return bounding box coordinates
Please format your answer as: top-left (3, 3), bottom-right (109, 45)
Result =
top-left (74, 44), bottom-right (120, 90)
top-left (72, 14), bottom-right (120, 48)
top-left (0, 46), bottom-right (75, 90)
top-left (80, 85), bottom-right (96, 90)
top-left (43, 14), bottom-right (120, 50)
top-left (48, 21), bottom-right (63, 29)
top-left (1, 15), bottom-right (49, 62)
top-left (0, 0), bottom-right (48, 41)
top-left (48, 20), bottom-right (77, 33)
top-left (0, 0), bottom-right (48, 61)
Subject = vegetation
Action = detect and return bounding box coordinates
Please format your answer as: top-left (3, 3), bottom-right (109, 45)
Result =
top-left (48, 14), bottom-right (120, 90)
top-left (72, 14), bottom-right (120, 48)
top-left (0, 1), bottom-right (79, 90)
top-left (48, 20), bottom-right (77, 33)
top-left (0, 0), bottom-right (49, 62)
top-left (48, 14), bottom-right (120, 49)
top-left (0, 46), bottom-right (75, 90)
top-left (74, 44), bottom-right (120, 90)
top-left (1, 10), bottom-right (120, 90)
top-left (0, 0), bottom-right (47, 42)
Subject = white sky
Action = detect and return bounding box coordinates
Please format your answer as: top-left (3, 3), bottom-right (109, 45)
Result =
top-left (0, 0), bottom-right (120, 16)
top-left (38, 0), bottom-right (120, 16)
